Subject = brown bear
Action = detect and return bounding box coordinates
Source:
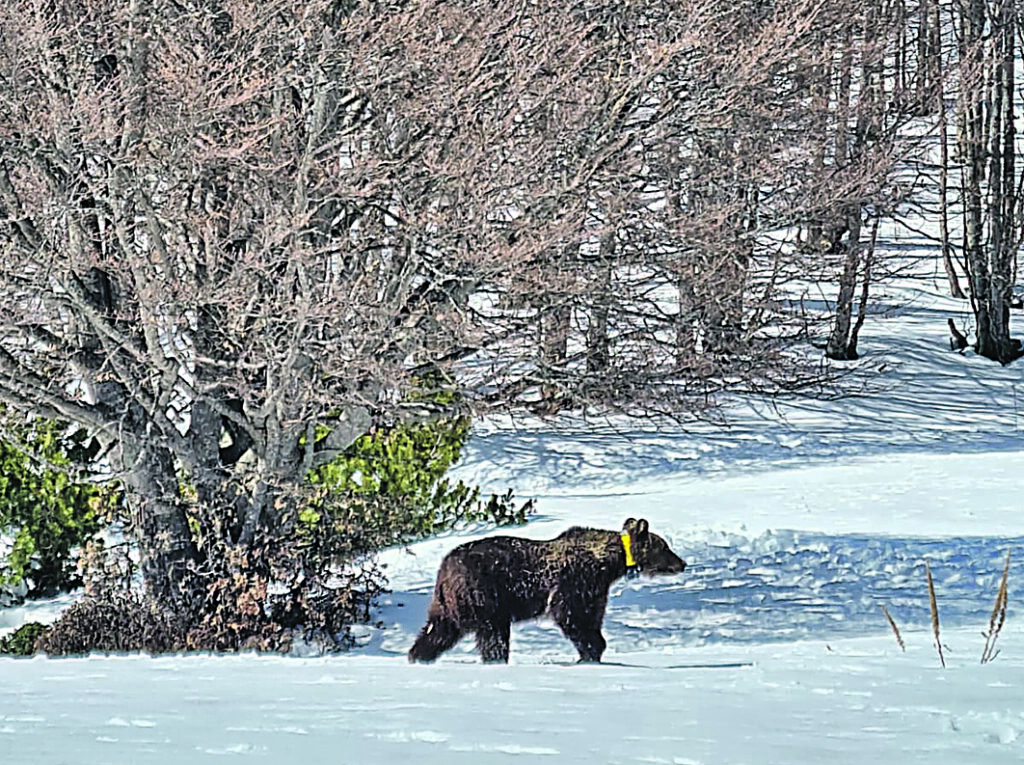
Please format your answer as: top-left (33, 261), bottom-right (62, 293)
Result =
top-left (408, 517), bottom-right (686, 664)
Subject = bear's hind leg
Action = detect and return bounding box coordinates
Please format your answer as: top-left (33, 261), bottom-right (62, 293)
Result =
top-left (408, 616), bottom-right (462, 663)
top-left (475, 619), bottom-right (511, 663)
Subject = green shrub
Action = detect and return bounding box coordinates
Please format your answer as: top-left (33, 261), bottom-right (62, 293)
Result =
top-left (308, 415), bottom-right (531, 547)
top-left (0, 621), bottom-right (48, 656)
top-left (0, 411), bottom-right (112, 596)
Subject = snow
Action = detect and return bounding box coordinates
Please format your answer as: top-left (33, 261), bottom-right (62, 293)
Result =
top-left (5, 313), bottom-right (1024, 763)
top-left (4, 632), bottom-right (1024, 763)
top-left (5, 213), bottom-right (1024, 761)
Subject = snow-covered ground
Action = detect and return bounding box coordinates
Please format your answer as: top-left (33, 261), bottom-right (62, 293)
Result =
top-left (3, 630), bottom-right (1024, 764)
top-left (5, 238), bottom-right (1024, 761)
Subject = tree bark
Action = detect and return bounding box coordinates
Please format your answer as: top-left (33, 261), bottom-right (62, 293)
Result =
top-left (586, 232), bottom-right (615, 375)
top-left (937, 58), bottom-right (965, 299)
top-left (117, 432), bottom-right (198, 609)
top-left (960, 0), bottom-right (1021, 363)
top-left (825, 22), bottom-right (860, 361)
top-left (847, 215), bottom-right (880, 357)
top-left (825, 212), bottom-right (864, 360)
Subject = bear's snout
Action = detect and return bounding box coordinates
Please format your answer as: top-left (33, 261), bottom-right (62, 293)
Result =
top-left (641, 532), bottom-right (687, 575)
top-left (662, 555), bottom-right (686, 574)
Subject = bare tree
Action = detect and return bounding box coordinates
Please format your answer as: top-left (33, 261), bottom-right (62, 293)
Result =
top-left (952, 0), bottom-right (1022, 362)
top-left (0, 0), bottom-right (906, 611)
top-left (820, 0), bottom-right (926, 360)
top-left (520, 0), bottom-right (909, 404)
top-left (0, 0), bottom-right (573, 603)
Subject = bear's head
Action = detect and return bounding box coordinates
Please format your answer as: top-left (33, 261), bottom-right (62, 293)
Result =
top-left (623, 517), bottom-right (686, 575)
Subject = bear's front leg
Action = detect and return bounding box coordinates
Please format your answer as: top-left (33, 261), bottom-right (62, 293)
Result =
top-left (475, 619), bottom-right (511, 663)
top-left (568, 627), bottom-right (606, 663)
top-left (550, 592), bottom-right (608, 662)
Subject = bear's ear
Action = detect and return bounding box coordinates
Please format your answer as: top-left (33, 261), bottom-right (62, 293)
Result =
top-left (623, 518), bottom-right (649, 543)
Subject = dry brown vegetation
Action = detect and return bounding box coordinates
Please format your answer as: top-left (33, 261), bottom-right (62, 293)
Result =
top-left (980, 550), bottom-right (1010, 664)
top-left (881, 604), bottom-right (905, 652)
top-left (881, 554), bottom-right (1012, 667)
top-left (926, 560), bottom-right (945, 668)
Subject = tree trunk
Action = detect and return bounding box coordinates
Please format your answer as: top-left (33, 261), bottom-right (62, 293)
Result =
top-left (961, 0), bottom-right (1021, 363)
top-left (538, 244), bottom-right (574, 404)
top-left (937, 57), bottom-right (965, 299)
top-left (825, 211), bottom-right (864, 360)
top-left (915, 0), bottom-right (929, 104)
top-left (847, 215), bottom-right (880, 356)
top-left (806, 55), bottom-right (833, 250)
top-left (586, 232), bottom-right (615, 375)
top-left (117, 433), bottom-right (198, 609)
top-left (676, 262), bottom-right (698, 364)
top-left (825, 22), bottom-right (860, 361)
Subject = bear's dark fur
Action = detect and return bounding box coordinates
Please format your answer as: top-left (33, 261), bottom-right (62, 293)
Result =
top-left (408, 517), bottom-right (686, 663)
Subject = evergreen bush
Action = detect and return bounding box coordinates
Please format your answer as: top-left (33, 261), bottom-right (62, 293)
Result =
top-left (0, 410), bottom-right (111, 596)
top-left (307, 415), bottom-right (530, 548)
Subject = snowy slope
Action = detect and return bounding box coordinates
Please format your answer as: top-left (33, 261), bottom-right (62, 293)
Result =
top-left (376, 449), bottom-right (1024, 657)
top-left (3, 626), bottom-right (1024, 764)
top-left (5, 412), bottom-right (1024, 762)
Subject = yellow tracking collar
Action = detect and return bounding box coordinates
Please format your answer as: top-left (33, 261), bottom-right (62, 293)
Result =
top-left (621, 532), bottom-right (640, 578)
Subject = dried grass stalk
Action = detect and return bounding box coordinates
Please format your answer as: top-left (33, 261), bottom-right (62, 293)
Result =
top-left (981, 550), bottom-right (1010, 665)
top-left (926, 560), bottom-right (945, 669)
top-left (880, 605), bottom-right (905, 652)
